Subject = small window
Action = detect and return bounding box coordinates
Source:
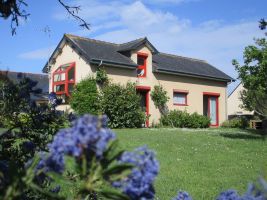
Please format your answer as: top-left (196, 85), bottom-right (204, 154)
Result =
top-left (173, 90), bottom-right (188, 106)
top-left (137, 53), bottom-right (147, 78)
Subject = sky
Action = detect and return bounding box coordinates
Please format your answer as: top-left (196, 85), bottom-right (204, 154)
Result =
top-left (0, 0), bottom-right (266, 92)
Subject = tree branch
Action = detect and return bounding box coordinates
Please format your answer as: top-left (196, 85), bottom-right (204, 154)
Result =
top-left (57, 0), bottom-right (90, 30)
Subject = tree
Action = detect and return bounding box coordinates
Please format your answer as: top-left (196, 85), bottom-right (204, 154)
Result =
top-left (0, 0), bottom-right (90, 35)
top-left (232, 20), bottom-right (267, 118)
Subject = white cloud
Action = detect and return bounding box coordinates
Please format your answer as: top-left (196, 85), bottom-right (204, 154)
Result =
top-left (53, 0), bottom-right (263, 92)
top-left (18, 46), bottom-right (55, 60)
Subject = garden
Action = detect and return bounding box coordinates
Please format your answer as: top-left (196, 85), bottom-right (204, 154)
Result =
top-left (1, 70), bottom-right (267, 200)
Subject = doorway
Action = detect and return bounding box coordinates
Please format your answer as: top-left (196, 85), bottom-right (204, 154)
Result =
top-left (203, 93), bottom-right (219, 126)
top-left (136, 86), bottom-right (150, 127)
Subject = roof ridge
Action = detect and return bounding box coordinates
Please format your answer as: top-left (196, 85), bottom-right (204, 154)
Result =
top-left (65, 34), bottom-right (120, 46)
top-left (158, 52), bottom-right (207, 63)
top-left (119, 37), bottom-right (146, 46)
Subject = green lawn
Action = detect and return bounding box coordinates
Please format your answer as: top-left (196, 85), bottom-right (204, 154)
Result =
top-left (115, 128), bottom-right (267, 200)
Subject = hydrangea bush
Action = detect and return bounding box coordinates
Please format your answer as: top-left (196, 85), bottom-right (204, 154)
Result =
top-left (35, 114), bottom-right (159, 199)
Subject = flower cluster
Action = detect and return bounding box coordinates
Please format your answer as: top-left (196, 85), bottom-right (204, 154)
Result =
top-left (172, 191), bottom-right (193, 200)
top-left (216, 183), bottom-right (265, 200)
top-left (113, 146), bottom-right (159, 200)
top-left (37, 114), bottom-right (115, 174)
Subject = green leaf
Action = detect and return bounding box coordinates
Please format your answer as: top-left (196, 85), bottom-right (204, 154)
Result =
top-left (97, 187), bottom-right (130, 200)
top-left (102, 163), bottom-right (133, 178)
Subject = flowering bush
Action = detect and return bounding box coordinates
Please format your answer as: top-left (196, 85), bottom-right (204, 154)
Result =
top-left (34, 114), bottom-right (158, 199)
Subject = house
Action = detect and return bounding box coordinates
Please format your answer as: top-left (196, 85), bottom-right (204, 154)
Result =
top-left (0, 70), bottom-right (49, 105)
top-left (227, 83), bottom-right (254, 119)
top-left (43, 34), bottom-right (234, 126)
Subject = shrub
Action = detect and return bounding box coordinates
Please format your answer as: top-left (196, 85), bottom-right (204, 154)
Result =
top-left (160, 110), bottom-right (210, 128)
top-left (96, 68), bottom-right (108, 85)
top-left (150, 85), bottom-right (169, 115)
top-left (188, 112), bottom-right (211, 128)
top-left (221, 117), bottom-right (248, 129)
top-left (101, 82), bottom-right (145, 128)
top-left (70, 76), bottom-right (101, 115)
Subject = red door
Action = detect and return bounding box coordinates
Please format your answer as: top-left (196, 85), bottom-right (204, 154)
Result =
top-left (136, 86), bottom-right (150, 127)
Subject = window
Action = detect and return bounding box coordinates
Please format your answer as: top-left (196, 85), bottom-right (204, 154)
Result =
top-left (52, 62), bottom-right (75, 102)
top-left (137, 53), bottom-right (147, 78)
top-left (173, 90), bottom-right (188, 106)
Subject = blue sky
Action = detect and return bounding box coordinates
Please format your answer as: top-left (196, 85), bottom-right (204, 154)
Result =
top-left (0, 0), bottom-right (266, 92)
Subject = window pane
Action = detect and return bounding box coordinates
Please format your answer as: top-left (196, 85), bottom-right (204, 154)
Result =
top-left (137, 68), bottom-right (145, 77)
top-left (137, 56), bottom-right (145, 66)
top-left (173, 93), bottom-right (186, 104)
top-left (68, 83), bottom-right (74, 94)
top-left (54, 73), bottom-right (65, 82)
top-left (54, 84), bottom-right (65, 92)
top-left (68, 67), bottom-right (75, 81)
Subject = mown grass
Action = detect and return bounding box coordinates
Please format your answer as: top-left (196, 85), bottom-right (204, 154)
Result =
top-left (115, 128), bottom-right (267, 200)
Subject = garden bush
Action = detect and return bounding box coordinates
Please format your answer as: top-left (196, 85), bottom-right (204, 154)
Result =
top-left (160, 110), bottom-right (210, 128)
top-left (101, 82), bottom-right (145, 128)
top-left (70, 76), bottom-right (101, 115)
top-left (221, 117), bottom-right (248, 129)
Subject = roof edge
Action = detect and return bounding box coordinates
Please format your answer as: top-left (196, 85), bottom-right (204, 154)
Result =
top-left (154, 68), bottom-right (235, 83)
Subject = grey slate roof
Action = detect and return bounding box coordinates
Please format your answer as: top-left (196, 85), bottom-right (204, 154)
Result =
top-left (153, 53), bottom-right (233, 81)
top-left (0, 71), bottom-right (49, 101)
top-left (43, 34), bottom-right (234, 82)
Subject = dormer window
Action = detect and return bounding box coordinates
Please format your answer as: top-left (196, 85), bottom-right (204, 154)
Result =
top-left (137, 53), bottom-right (148, 78)
top-left (52, 62), bottom-right (75, 102)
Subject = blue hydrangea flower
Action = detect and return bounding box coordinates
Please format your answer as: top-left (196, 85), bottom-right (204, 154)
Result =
top-left (36, 114), bottom-right (115, 174)
top-left (172, 191), bottom-right (193, 200)
top-left (113, 146), bottom-right (159, 200)
top-left (216, 186), bottom-right (265, 200)
top-left (216, 190), bottom-right (240, 200)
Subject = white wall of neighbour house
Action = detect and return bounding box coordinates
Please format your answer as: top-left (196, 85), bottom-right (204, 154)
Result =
top-left (49, 43), bottom-right (228, 126)
top-left (227, 84), bottom-right (254, 116)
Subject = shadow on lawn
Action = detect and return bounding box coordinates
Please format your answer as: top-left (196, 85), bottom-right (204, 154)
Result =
top-left (219, 129), bottom-right (266, 140)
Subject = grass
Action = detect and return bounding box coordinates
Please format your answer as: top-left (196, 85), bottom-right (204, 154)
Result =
top-left (115, 128), bottom-right (267, 200)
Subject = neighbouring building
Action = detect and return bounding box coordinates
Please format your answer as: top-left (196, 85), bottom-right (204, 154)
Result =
top-left (43, 34), bottom-right (234, 126)
top-left (227, 83), bottom-right (254, 119)
top-left (0, 70), bottom-right (49, 105)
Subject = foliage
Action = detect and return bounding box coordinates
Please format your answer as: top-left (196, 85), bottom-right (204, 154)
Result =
top-left (0, 75), bottom-right (69, 199)
top-left (101, 82), bottom-right (145, 128)
top-left (150, 85), bottom-right (169, 115)
top-left (70, 76), bottom-right (101, 115)
top-left (0, 0), bottom-right (90, 35)
top-left (35, 114), bottom-right (159, 200)
top-left (96, 68), bottom-right (108, 85)
top-left (221, 117), bottom-right (249, 129)
top-left (160, 110), bottom-right (210, 128)
top-left (233, 25), bottom-right (267, 118)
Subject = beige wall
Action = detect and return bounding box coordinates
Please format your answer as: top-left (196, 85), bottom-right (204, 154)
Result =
top-left (49, 42), bottom-right (228, 126)
top-left (227, 84), bottom-right (253, 116)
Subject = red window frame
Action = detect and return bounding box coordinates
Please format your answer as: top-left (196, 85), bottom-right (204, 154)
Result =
top-left (52, 62), bottom-right (75, 97)
top-left (137, 52), bottom-right (148, 78)
top-left (173, 89), bottom-right (188, 106)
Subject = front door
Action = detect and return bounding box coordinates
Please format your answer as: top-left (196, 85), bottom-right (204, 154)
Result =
top-left (203, 94), bottom-right (219, 126)
top-left (136, 87), bottom-right (150, 127)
